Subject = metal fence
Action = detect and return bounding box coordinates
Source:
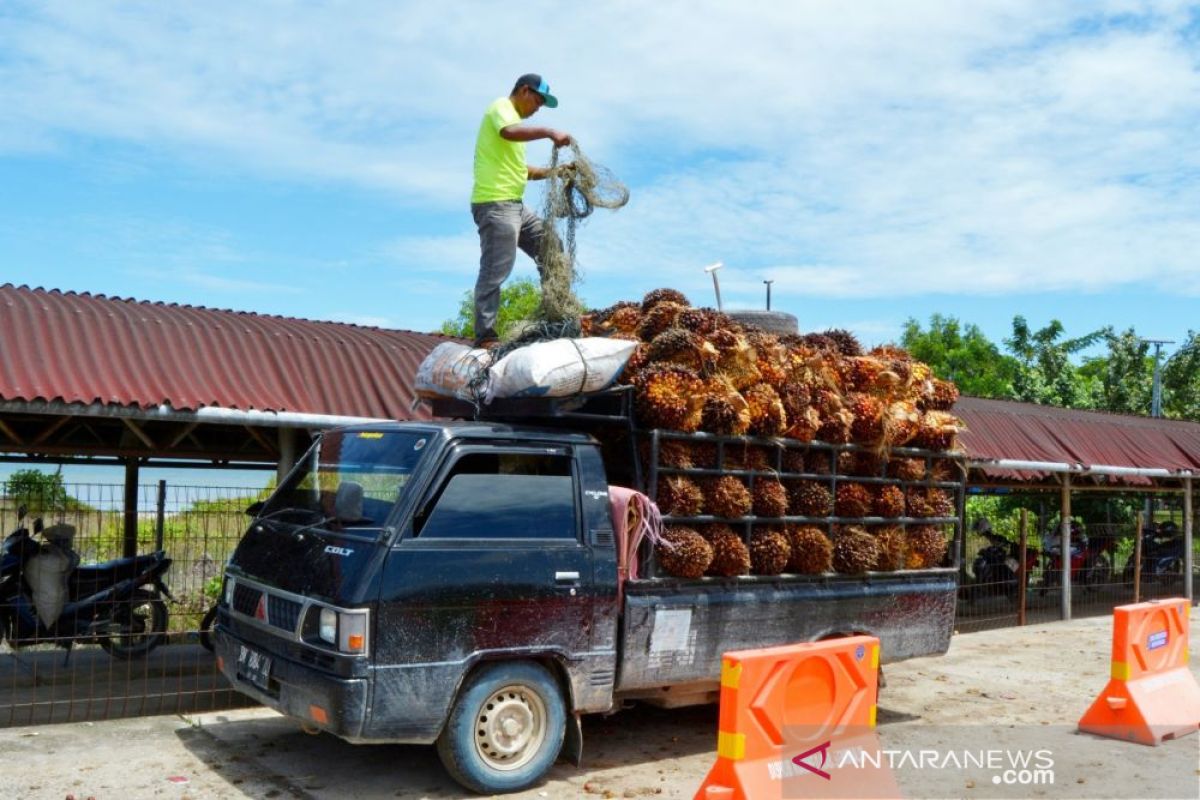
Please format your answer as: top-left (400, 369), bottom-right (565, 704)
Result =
top-left (0, 481), bottom-right (261, 727)
top-left (955, 518), bottom-right (1194, 633)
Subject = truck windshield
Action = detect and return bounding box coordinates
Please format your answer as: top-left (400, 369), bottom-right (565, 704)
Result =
top-left (260, 429), bottom-right (429, 531)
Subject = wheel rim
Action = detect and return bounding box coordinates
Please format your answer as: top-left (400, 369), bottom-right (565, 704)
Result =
top-left (110, 598), bottom-right (158, 651)
top-left (472, 683), bottom-right (547, 771)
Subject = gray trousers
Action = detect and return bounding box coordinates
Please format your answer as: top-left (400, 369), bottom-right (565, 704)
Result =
top-left (471, 201), bottom-right (547, 342)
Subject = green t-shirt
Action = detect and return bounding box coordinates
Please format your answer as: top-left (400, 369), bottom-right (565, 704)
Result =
top-left (471, 97), bottom-right (526, 204)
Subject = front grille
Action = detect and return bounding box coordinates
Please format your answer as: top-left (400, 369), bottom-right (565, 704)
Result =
top-left (233, 583), bottom-right (261, 616)
top-left (267, 594), bottom-right (302, 632)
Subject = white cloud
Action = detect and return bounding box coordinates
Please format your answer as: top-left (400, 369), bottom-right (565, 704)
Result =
top-left (2, 0), bottom-right (1198, 307)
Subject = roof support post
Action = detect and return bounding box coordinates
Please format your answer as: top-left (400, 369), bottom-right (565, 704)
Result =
top-left (1061, 473), bottom-right (1072, 621)
top-left (123, 459), bottom-right (140, 558)
top-left (1185, 475), bottom-right (1194, 603)
top-left (277, 427), bottom-right (297, 485)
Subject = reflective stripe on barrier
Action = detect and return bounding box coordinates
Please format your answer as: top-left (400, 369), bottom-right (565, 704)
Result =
top-left (694, 636), bottom-right (898, 800)
top-left (1078, 598), bottom-right (1200, 746)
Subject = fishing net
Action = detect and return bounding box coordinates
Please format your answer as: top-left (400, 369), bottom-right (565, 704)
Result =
top-left (537, 142), bottom-right (630, 322)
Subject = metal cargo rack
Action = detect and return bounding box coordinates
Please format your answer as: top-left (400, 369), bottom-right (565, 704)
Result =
top-left (427, 388), bottom-right (968, 581)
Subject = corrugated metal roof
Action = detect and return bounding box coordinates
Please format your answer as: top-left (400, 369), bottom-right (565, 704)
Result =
top-left (956, 396), bottom-right (1200, 480)
top-left (0, 284), bottom-right (450, 420)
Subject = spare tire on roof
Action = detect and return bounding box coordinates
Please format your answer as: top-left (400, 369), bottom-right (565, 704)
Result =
top-left (726, 309), bottom-right (799, 335)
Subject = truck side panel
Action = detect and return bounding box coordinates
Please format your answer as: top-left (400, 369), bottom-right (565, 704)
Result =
top-left (616, 570), bottom-right (956, 691)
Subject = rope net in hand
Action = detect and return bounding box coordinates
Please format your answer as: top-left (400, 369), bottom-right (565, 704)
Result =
top-left (537, 142), bottom-right (630, 323)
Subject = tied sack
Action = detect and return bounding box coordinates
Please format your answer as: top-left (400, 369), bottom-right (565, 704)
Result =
top-left (25, 524), bottom-right (78, 628)
top-left (486, 337), bottom-right (637, 402)
top-left (414, 342), bottom-right (493, 401)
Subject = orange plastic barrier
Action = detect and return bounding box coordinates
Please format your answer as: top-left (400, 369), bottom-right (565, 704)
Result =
top-left (694, 635), bottom-right (899, 800)
top-left (1078, 598), bottom-right (1200, 746)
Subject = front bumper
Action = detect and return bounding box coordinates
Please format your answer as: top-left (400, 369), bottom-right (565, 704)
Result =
top-left (215, 623), bottom-right (370, 741)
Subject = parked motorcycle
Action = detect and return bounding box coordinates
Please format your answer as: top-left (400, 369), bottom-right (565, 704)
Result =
top-left (1042, 522), bottom-right (1115, 589)
top-left (972, 530), bottom-right (1038, 601)
top-left (1123, 521), bottom-right (1186, 586)
top-left (0, 506), bottom-right (174, 660)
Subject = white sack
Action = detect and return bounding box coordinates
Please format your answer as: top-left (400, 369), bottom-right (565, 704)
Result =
top-left (26, 548), bottom-right (72, 627)
top-left (486, 337), bottom-right (637, 402)
top-left (414, 342), bottom-right (493, 401)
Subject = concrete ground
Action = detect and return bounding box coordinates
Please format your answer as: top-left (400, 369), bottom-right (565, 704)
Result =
top-left (0, 615), bottom-right (1197, 800)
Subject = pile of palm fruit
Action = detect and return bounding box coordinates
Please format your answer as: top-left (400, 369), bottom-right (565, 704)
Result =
top-left (579, 288), bottom-right (965, 580)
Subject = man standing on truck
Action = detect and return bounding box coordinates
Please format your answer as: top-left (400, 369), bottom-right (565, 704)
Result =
top-left (470, 73), bottom-right (572, 349)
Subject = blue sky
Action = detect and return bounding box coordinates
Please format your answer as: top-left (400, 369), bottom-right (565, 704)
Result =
top-left (3, 0), bottom-right (1199, 356)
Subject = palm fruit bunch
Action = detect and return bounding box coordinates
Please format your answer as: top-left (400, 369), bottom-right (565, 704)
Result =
top-left (905, 525), bottom-right (949, 569)
top-left (919, 378), bottom-right (960, 411)
top-left (636, 301), bottom-right (686, 341)
top-left (640, 439), bottom-right (694, 470)
top-left (782, 448), bottom-right (805, 474)
top-left (751, 478), bottom-right (789, 518)
top-left (724, 442), bottom-right (773, 471)
top-left (930, 459), bottom-right (957, 483)
top-left (873, 526), bottom-right (907, 571)
top-left (790, 480), bottom-right (833, 516)
top-left (703, 475), bottom-right (753, 518)
top-left (582, 300), bottom-right (641, 336)
top-left (708, 329), bottom-right (761, 390)
top-left (847, 393), bottom-right (885, 443)
top-left (821, 328), bottom-right (864, 357)
top-left (853, 452), bottom-right (885, 477)
top-left (678, 306), bottom-right (737, 337)
top-left (657, 525), bottom-right (714, 578)
top-left (750, 526), bottom-right (791, 575)
top-left (744, 383), bottom-right (788, 436)
top-left (699, 377), bottom-right (751, 435)
top-left (634, 365), bottom-right (704, 431)
top-left (656, 475), bottom-right (704, 516)
top-left (745, 330), bottom-right (790, 387)
top-left (642, 287), bottom-right (690, 312)
top-left (914, 410), bottom-right (965, 451)
top-left (882, 400), bottom-right (921, 446)
top-left (889, 458), bottom-right (926, 482)
top-left (905, 487), bottom-right (954, 519)
top-left (648, 328), bottom-right (719, 373)
top-left (786, 525), bottom-right (833, 574)
top-left (873, 485), bottom-right (906, 518)
top-left (835, 483), bottom-right (873, 518)
top-left (832, 526), bottom-right (880, 575)
top-left (701, 524), bottom-right (752, 577)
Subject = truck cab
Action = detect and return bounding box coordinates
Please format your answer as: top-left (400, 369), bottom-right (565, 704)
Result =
top-left (214, 421), bottom-right (618, 793)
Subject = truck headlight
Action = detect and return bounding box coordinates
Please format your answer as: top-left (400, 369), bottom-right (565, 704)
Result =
top-left (319, 607), bottom-right (337, 644)
top-left (224, 577), bottom-right (236, 607)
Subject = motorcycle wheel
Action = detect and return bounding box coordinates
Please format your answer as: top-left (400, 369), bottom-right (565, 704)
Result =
top-left (99, 589), bottom-right (169, 660)
top-left (1082, 556), bottom-right (1113, 591)
top-left (198, 604), bottom-right (218, 653)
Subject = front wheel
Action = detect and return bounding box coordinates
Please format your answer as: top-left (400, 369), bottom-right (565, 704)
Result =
top-left (436, 661), bottom-right (566, 795)
top-left (99, 589), bottom-right (168, 660)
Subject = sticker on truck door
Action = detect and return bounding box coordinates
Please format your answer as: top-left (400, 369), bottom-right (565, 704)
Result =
top-left (650, 609), bottom-right (692, 653)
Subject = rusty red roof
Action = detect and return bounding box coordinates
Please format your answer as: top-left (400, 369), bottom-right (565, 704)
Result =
top-left (956, 396), bottom-right (1200, 478)
top-left (0, 284), bottom-right (449, 420)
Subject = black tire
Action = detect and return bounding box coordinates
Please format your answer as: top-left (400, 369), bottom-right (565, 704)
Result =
top-left (725, 309), bottom-right (799, 335)
top-left (436, 661), bottom-right (566, 795)
top-left (198, 604), bottom-right (218, 652)
top-left (99, 589), bottom-right (168, 660)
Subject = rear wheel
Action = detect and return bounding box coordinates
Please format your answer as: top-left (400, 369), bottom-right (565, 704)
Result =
top-left (436, 661), bottom-right (566, 795)
top-left (198, 604), bottom-right (218, 652)
top-left (99, 589), bottom-right (168, 660)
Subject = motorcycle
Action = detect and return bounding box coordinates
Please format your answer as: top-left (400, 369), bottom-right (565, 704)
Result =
top-left (1042, 523), bottom-right (1115, 590)
top-left (971, 530), bottom-right (1038, 601)
top-left (0, 506), bottom-right (174, 660)
top-left (1123, 521), bottom-right (1186, 586)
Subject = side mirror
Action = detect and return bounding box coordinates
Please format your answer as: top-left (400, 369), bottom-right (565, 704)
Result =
top-left (245, 500), bottom-right (265, 518)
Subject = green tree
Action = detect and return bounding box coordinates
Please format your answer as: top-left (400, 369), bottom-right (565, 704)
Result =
top-left (1080, 328), bottom-right (1153, 415)
top-left (1003, 316), bottom-right (1105, 407)
top-left (899, 314), bottom-right (1018, 398)
top-left (439, 278), bottom-right (545, 340)
top-left (5, 468), bottom-right (70, 513)
top-left (1163, 331), bottom-right (1200, 420)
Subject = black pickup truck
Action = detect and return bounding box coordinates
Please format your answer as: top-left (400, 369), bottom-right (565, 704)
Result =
top-left (214, 392), bottom-right (964, 794)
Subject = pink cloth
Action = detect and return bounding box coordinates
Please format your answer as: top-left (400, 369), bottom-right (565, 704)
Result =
top-left (608, 485), bottom-right (664, 606)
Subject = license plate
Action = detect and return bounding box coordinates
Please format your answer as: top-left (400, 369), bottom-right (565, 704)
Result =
top-left (237, 644), bottom-right (273, 692)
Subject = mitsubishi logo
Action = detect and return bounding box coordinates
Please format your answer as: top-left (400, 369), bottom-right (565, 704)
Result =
top-left (254, 593), bottom-right (268, 623)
